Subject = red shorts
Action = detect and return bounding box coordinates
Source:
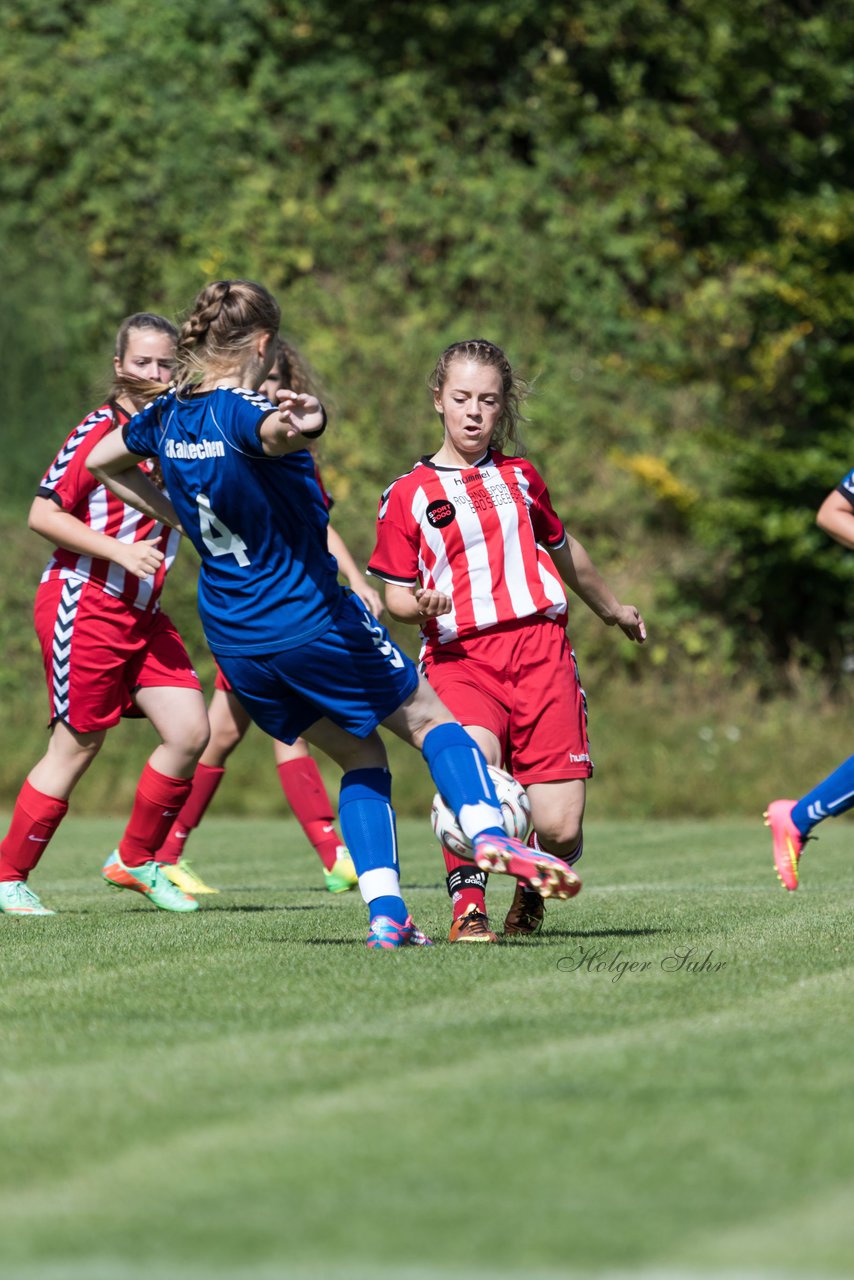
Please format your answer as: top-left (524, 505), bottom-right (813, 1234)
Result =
top-left (214, 663), bottom-right (232, 693)
top-left (423, 617), bottom-right (592, 785)
top-left (33, 577), bottom-right (202, 734)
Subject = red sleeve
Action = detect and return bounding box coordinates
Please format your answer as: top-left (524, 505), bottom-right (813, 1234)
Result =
top-left (312, 460), bottom-right (334, 512)
top-left (368, 477), bottom-right (422, 585)
top-left (520, 459), bottom-right (566, 548)
top-left (36, 405), bottom-right (122, 515)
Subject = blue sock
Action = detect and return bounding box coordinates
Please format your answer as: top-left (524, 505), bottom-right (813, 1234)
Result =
top-left (421, 723), bottom-right (504, 842)
top-left (338, 768), bottom-right (407, 923)
top-left (369, 894), bottom-right (409, 925)
top-left (792, 754), bottom-right (854, 835)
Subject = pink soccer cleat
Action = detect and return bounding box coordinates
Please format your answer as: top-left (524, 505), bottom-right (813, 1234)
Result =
top-left (366, 915), bottom-right (434, 949)
top-left (763, 799), bottom-right (805, 891)
top-left (472, 832), bottom-right (582, 900)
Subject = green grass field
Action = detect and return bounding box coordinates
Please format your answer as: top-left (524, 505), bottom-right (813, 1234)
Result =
top-left (2, 815), bottom-right (853, 1280)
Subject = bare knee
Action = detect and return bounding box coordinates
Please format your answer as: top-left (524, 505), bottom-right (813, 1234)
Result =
top-left (535, 819), bottom-right (583, 860)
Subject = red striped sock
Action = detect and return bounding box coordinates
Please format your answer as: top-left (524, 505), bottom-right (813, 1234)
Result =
top-left (119, 763), bottom-right (193, 868)
top-left (0, 780), bottom-right (68, 881)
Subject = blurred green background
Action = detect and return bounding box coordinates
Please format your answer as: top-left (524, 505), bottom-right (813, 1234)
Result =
top-left (2, 0), bottom-right (853, 818)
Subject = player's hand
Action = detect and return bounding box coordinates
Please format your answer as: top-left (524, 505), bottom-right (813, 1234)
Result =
top-left (608, 604), bottom-right (647, 643)
top-left (415, 587), bottom-right (452, 618)
top-left (118, 539), bottom-right (165, 579)
top-left (351, 578), bottom-right (384, 618)
top-left (275, 390), bottom-right (325, 438)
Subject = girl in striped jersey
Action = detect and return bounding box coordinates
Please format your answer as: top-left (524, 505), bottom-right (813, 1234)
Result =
top-left (87, 279), bottom-right (580, 948)
top-left (369, 339), bottom-right (647, 942)
top-left (0, 314), bottom-right (209, 917)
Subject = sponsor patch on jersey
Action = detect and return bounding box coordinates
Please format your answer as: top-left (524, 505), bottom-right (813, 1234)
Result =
top-left (165, 439), bottom-right (225, 461)
top-left (426, 498), bottom-right (457, 528)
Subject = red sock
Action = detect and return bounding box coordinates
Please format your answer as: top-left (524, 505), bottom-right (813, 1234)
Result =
top-left (276, 758), bottom-right (341, 870)
top-left (119, 763), bottom-right (193, 868)
top-left (157, 764), bottom-right (225, 864)
top-left (443, 846), bottom-right (487, 918)
top-left (0, 780), bottom-right (68, 881)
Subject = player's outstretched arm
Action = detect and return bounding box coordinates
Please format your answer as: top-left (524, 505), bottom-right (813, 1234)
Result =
top-left (817, 489), bottom-right (854, 550)
top-left (383, 583), bottom-right (452, 625)
top-left (28, 496), bottom-right (166, 580)
top-left (259, 392), bottom-right (327, 456)
top-left (87, 433), bottom-right (183, 531)
top-left (327, 527), bottom-right (384, 616)
top-left (549, 534), bottom-right (647, 643)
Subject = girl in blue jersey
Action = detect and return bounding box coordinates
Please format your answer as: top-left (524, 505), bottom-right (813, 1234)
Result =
top-left (764, 469), bottom-right (854, 891)
top-left (88, 278), bottom-right (580, 947)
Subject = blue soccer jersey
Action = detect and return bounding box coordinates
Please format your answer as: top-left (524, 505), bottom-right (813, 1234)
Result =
top-left (123, 387), bottom-right (342, 656)
top-left (837, 468), bottom-right (854, 507)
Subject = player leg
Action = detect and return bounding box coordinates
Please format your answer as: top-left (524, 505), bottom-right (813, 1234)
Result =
top-left (504, 779), bottom-right (586, 937)
top-left (0, 721), bottom-right (104, 916)
top-left (503, 625), bottom-right (589, 936)
top-left (296, 719), bottom-right (430, 947)
top-left (214, 629), bottom-right (429, 948)
top-left (100, 615), bottom-right (209, 913)
top-left (765, 751), bottom-right (854, 891)
top-left (382, 676), bottom-right (581, 900)
top-left (271, 737), bottom-right (357, 893)
top-left (2, 578), bottom-right (113, 916)
top-left (158, 684), bottom-right (252, 893)
top-left (418, 649), bottom-right (508, 941)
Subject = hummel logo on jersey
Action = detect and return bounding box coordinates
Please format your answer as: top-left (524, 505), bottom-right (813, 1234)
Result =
top-left (165, 439), bottom-right (225, 461)
top-left (360, 617), bottom-right (405, 668)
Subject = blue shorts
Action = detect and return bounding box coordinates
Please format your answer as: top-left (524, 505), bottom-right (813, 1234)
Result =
top-left (215, 593), bottom-right (420, 743)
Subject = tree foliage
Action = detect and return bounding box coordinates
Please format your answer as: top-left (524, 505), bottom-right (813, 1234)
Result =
top-left (1, 0), bottom-right (853, 679)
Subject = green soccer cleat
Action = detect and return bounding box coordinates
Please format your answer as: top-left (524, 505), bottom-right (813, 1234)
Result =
top-left (162, 858), bottom-right (220, 895)
top-left (323, 848), bottom-right (359, 894)
top-left (0, 881), bottom-right (56, 916)
top-left (101, 850), bottom-right (199, 912)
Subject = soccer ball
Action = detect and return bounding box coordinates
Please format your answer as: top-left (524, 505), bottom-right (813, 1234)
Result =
top-left (430, 765), bottom-right (532, 855)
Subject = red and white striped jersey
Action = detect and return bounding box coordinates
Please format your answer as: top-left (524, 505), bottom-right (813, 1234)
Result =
top-left (37, 401), bottom-right (181, 612)
top-left (369, 450), bottom-right (568, 647)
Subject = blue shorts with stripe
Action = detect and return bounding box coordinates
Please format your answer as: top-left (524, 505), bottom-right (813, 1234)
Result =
top-left (215, 592), bottom-right (420, 744)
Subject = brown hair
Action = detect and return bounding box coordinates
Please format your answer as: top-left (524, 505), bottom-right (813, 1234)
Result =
top-left (268, 337), bottom-right (318, 398)
top-left (175, 279), bottom-right (280, 390)
top-left (429, 339), bottom-right (528, 455)
top-left (108, 312), bottom-right (178, 401)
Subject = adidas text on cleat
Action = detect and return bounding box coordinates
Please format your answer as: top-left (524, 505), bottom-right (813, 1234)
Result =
top-left (366, 914), bottom-right (434, 949)
top-left (324, 849), bottom-right (358, 894)
top-left (0, 881), bottom-right (56, 916)
top-left (503, 881), bottom-right (545, 937)
top-left (472, 832), bottom-right (582, 900)
top-left (449, 907), bottom-right (497, 943)
top-left (101, 850), bottom-right (199, 912)
top-left (764, 799), bottom-right (805, 891)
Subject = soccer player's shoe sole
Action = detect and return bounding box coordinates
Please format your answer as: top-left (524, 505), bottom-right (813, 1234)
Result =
top-left (449, 907), bottom-right (497, 943)
top-left (0, 881), bottom-right (56, 916)
top-left (763, 799), bottom-right (805, 891)
top-left (503, 880), bottom-right (545, 936)
top-left (162, 859), bottom-right (220, 895)
top-left (324, 850), bottom-right (359, 894)
top-left (472, 833), bottom-right (582, 900)
top-left (102, 850), bottom-right (199, 912)
top-left (366, 915), bottom-right (434, 949)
